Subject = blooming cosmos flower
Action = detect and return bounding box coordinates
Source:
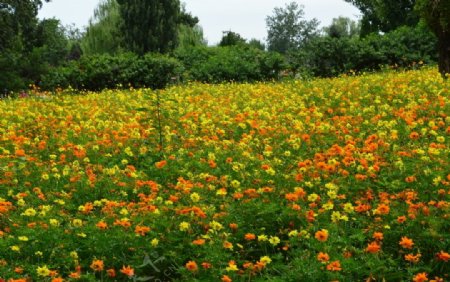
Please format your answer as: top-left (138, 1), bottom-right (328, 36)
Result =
top-left (120, 265), bottom-right (134, 277)
top-left (185, 261), bottom-right (198, 272)
top-left (366, 241), bottom-right (381, 253)
top-left (315, 229), bottom-right (329, 242)
top-left (90, 259), bottom-right (104, 271)
top-left (399, 236), bottom-right (414, 249)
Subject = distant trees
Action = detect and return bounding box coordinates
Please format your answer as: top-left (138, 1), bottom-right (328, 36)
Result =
top-left (219, 31), bottom-right (246, 47)
top-left (324, 17), bottom-right (360, 38)
top-left (266, 2), bottom-right (319, 54)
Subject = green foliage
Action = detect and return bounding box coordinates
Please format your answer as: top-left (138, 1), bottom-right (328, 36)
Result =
top-left (344, 0), bottom-right (419, 36)
top-left (177, 24), bottom-right (206, 50)
top-left (117, 0), bottom-right (180, 54)
top-left (175, 45), bottom-right (285, 83)
top-left (266, 1), bottom-right (320, 54)
top-left (81, 0), bottom-right (123, 55)
top-left (218, 31), bottom-right (246, 47)
top-left (291, 25), bottom-right (437, 77)
top-left (324, 17), bottom-right (360, 38)
top-left (41, 53), bottom-right (184, 91)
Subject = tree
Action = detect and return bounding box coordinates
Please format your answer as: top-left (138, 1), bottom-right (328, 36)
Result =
top-left (324, 17), bottom-right (360, 38)
top-left (344, 0), bottom-right (419, 36)
top-left (117, 0), bottom-right (180, 54)
top-left (415, 0), bottom-right (450, 78)
top-left (219, 31), bottom-right (246, 47)
top-left (266, 2), bottom-right (319, 54)
top-left (81, 0), bottom-right (123, 55)
top-left (176, 3), bottom-right (205, 49)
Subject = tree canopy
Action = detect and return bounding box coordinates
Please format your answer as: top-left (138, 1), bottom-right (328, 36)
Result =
top-left (266, 2), bottom-right (319, 54)
top-left (344, 0), bottom-right (419, 35)
top-left (116, 0), bottom-right (180, 54)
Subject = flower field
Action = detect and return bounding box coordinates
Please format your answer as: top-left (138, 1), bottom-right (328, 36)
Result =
top-left (0, 68), bottom-right (449, 281)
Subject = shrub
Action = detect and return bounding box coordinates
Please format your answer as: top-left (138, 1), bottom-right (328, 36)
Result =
top-left (41, 53), bottom-right (183, 91)
top-left (291, 24), bottom-right (437, 77)
top-left (175, 45), bottom-right (285, 83)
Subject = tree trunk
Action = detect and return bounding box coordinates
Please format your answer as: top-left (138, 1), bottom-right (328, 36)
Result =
top-left (438, 30), bottom-right (450, 79)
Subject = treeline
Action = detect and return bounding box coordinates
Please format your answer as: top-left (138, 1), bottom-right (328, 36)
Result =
top-left (0, 0), bottom-right (448, 93)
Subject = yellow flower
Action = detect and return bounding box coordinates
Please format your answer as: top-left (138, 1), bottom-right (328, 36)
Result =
top-left (269, 236), bottom-right (281, 246)
top-left (260, 256), bottom-right (272, 264)
top-left (37, 265), bottom-right (50, 277)
top-left (190, 192), bottom-right (200, 202)
top-left (151, 238), bottom-right (159, 247)
top-left (22, 208), bottom-right (37, 216)
top-left (179, 222), bottom-right (190, 231)
top-left (72, 219), bottom-right (83, 227)
top-left (18, 236), bottom-right (28, 241)
top-left (258, 234), bottom-right (268, 241)
top-left (11, 245), bottom-right (20, 252)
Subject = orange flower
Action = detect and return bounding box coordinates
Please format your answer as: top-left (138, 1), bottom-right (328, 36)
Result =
top-left (315, 229), bottom-right (329, 242)
top-left (397, 216), bottom-right (407, 223)
top-left (90, 259), bottom-right (104, 271)
top-left (107, 268), bottom-right (116, 277)
top-left (15, 149), bottom-right (26, 157)
top-left (51, 278), bottom-right (64, 282)
top-left (185, 260), bottom-right (198, 272)
top-left (436, 251), bottom-right (450, 262)
top-left (317, 252), bottom-right (330, 263)
top-left (221, 275), bottom-right (232, 282)
top-left (405, 176), bottom-right (416, 183)
top-left (120, 265), bottom-right (134, 277)
top-left (192, 239), bottom-right (205, 245)
top-left (373, 232), bottom-right (383, 241)
top-left (134, 225), bottom-right (151, 236)
top-left (155, 160), bottom-right (167, 169)
top-left (244, 233), bottom-right (256, 240)
top-left (201, 262), bottom-right (212, 269)
top-left (96, 221), bottom-right (108, 230)
top-left (326, 260), bottom-right (342, 271)
top-left (376, 203), bottom-right (390, 215)
top-left (366, 241), bottom-right (381, 253)
top-left (409, 132), bottom-right (420, 139)
top-left (405, 253), bottom-right (421, 263)
top-left (399, 236), bottom-right (414, 249)
top-left (413, 272), bottom-right (428, 282)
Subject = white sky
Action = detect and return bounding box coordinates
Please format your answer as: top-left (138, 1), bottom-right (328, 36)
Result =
top-left (38, 0), bottom-right (361, 45)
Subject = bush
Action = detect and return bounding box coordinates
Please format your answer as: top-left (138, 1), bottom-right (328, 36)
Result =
top-left (291, 24), bottom-right (437, 77)
top-left (41, 53), bottom-right (183, 91)
top-left (175, 45), bottom-right (285, 83)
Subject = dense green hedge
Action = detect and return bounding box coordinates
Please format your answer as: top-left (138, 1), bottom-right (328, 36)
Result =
top-left (291, 25), bottom-right (437, 77)
top-left (175, 45), bottom-right (285, 83)
top-left (41, 53), bottom-right (183, 91)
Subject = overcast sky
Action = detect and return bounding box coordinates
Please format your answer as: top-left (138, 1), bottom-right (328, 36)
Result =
top-left (38, 0), bottom-right (361, 45)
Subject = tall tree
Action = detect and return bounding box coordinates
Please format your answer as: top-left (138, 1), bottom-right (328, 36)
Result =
top-left (266, 2), bottom-right (319, 54)
top-left (117, 0), bottom-right (180, 54)
top-left (344, 0), bottom-right (419, 36)
top-left (415, 0), bottom-right (450, 78)
top-left (81, 0), bottom-right (123, 55)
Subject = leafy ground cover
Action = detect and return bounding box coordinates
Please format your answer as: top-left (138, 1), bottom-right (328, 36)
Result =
top-left (0, 68), bottom-right (449, 281)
